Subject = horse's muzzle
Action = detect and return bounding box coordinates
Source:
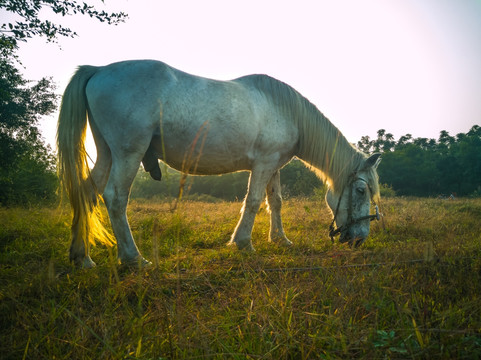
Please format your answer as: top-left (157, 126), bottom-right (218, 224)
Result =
top-left (339, 233), bottom-right (366, 248)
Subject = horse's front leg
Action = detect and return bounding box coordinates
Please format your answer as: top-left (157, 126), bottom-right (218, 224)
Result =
top-left (266, 171), bottom-right (292, 246)
top-left (228, 168), bottom-right (274, 251)
top-left (103, 155), bottom-right (151, 267)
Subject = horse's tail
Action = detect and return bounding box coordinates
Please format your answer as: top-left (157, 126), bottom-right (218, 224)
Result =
top-left (57, 66), bottom-right (114, 258)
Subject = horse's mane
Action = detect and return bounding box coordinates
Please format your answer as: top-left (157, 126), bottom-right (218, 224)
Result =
top-left (235, 74), bottom-right (379, 199)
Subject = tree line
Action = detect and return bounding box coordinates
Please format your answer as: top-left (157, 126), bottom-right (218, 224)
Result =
top-left (358, 126), bottom-right (481, 197)
top-left (6, 121), bottom-right (479, 205)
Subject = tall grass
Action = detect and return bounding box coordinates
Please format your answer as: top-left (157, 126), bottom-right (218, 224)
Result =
top-left (1, 198), bottom-right (480, 359)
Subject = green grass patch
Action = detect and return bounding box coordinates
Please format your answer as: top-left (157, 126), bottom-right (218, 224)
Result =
top-left (1, 198), bottom-right (481, 359)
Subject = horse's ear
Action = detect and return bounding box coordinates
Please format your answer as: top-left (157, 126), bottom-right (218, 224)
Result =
top-left (364, 153), bottom-right (382, 170)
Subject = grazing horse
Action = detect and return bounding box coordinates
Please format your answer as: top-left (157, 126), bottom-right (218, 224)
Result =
top-left (57, 60), bottom-right (381, 268)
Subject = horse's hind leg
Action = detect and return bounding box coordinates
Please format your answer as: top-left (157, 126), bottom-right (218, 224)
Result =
top-left (90, 119), bottom-right (112, 195)
top-left (103, 153), bottom-right (150, 266)
top-left (266, 171), bottom-right (292, 246)
top-left (70, 221), bottom-right (97, 268)
top-left (69, 124), bottom-right (112, 268)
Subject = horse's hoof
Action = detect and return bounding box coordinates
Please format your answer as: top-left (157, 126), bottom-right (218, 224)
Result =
top-left (281, 238), bottom-right (293, 247)
top-left (242, 243), bottom-right (256, 252)
top-left (270, 235), bottom-right (293, 247)
top-left (120, 257), bottom-right (152, 269)
top-left (227, 240), bottom-right (255, 252)
top-left (73, 256), bottom-right (96, 269)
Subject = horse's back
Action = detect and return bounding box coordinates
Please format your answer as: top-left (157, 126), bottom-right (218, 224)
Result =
top-left (86, 59), bottom-right (251, 126)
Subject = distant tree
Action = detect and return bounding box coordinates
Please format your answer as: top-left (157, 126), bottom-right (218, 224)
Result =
top-left (411, 137), bottom-right (436, 151)
top-left (455, 132), bottom-right (467, 142)
top-left (396, 133), bottom-right (412, 148)
top-left (279, 160), bottom-right (323, 197)
top-left (186, 171), bottom-right (249, 201)
top-left (358, 126), bottom-right (481, 197)
top-left (0, 1), bottom-right (127, 205)
top-left (452, 126), bottom-right (481, 194)
top-left (467, 125), bottom-right (481, 137)
top-left (0, 58), bottom-right (58, 204)
top-left (357, 135), bottom-right (373, 155)
top-left (369, 129), bottom-right (395, 153)
top-left (382, 132), bottom-right (395, 152)
top-left (131, 167), bottom-right (182, 200)
top-left (438, 130), bottom-right (455, 149)
top-left (377, 143), bottom-right (440, 196)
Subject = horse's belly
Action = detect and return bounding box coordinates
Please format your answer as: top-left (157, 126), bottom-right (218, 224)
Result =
top-left (163, 149), bottom-right (251, 175)
top-left (150, 132), bottom-right (253, 175)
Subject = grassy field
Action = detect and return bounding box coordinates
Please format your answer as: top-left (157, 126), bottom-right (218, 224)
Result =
top-left (1, 197), bottom-right (481, 359)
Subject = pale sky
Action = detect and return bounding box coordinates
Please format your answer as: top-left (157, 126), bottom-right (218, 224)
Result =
top-left (13, 0), bottom-right (481, 154)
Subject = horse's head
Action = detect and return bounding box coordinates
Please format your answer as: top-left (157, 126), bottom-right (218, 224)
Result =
top-left (326, 153), bottom-right (381, 247)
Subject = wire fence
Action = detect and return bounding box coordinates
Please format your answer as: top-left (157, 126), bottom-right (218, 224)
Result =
top-left (159, 254), bottom-right (477, 279)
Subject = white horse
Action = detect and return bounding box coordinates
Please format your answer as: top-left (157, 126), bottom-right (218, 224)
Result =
top-left (57, 60), bottom-right (381, 268)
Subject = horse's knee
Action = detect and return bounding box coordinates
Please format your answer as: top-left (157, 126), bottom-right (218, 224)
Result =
top-left (267, 192), bottom-right (282, 207)
top-left (102, 187), bottom-right (127, 217)
top-left (245, 191), bottom-right (265, 211)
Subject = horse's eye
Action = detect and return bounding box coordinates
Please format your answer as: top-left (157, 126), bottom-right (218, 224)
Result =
top-left (356, 187), bottom-right (365, 195)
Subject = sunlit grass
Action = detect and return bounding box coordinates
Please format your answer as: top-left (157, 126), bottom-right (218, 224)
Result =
top-left (1, 198), bottom-right (481, 359)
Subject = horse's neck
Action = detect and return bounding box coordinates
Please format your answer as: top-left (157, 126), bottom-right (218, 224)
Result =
top-left (242, 74), bottom-right (363, 192)
top-left (296, 110), bottom-right (362, 193)
top-left (327, 137), bottom-right (363, 193)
